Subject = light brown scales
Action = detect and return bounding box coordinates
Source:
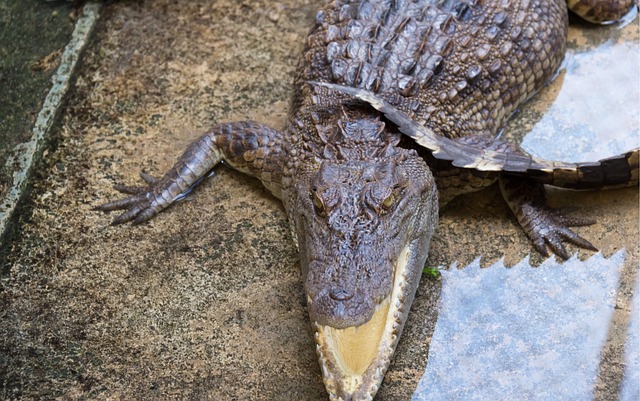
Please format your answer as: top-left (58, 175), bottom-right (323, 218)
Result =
top-left (568, 0), bottom-right (636, 22)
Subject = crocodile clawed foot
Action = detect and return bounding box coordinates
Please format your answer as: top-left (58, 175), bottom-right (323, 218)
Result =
top-left (95, 172), bottom-right (162, 225)
top-left (522, 204), bottom-right (598, 260)
top-left (499, 177), bottom-right (599, 259)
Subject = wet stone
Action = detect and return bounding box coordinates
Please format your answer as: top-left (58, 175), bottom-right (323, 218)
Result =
top-left (414, 251), bottom-right (625, 401)
top-left (620, 272), bottom-right (639, 401)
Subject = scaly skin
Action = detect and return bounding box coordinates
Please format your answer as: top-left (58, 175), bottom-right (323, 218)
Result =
top-left (97, 1), bottom-right (639, 400)
top-left (568, 0), bottom-right (636, 22)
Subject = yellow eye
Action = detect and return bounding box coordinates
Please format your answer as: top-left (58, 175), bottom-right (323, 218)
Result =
top-left (312, 191), bottom-right (325, 215)
top-left (382, 194), bottom-right (395, 209)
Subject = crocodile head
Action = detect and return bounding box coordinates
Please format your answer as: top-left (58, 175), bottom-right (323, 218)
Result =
top-left (288, 116), bottom-right (438, 400)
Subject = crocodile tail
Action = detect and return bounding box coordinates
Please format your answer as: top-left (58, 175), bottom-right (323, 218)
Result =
top-left (311, 82), bottom-right (639, 190)
top-left (526, 149), bottom-right (639, 189)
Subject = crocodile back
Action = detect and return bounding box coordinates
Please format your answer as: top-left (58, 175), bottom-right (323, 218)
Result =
top-left (290, 0), bottom-right (568, 139)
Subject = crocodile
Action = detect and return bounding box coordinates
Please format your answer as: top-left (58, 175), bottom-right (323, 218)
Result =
top-left (97, 0), bottom-right (639, 400)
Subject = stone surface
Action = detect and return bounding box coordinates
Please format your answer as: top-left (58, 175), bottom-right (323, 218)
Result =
top-left (0, 1), bottom-right (101, 259)
top-left (620, 271), bottom-right (639, 401)
top-left (413, 251), bottom-right (625, 401)
top-left (0, 2), bottom-right (638, 401)
top-left (0, 0), bottom-right (77, 199)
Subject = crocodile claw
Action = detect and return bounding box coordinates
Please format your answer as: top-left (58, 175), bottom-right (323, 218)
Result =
top-left (521, 203), bottom-right (598, 260)
top-left (95, 173), bottom-right (161, 225)
top-left (516, 202), bottom-right (598, 260)
top-left (499, 177), bottom-right (599, 259)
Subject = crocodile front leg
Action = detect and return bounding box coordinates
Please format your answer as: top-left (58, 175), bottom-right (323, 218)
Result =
top-left (96, 121), bottom-right (285, 224)
top-left (499, 175), bottom-right (598, 259)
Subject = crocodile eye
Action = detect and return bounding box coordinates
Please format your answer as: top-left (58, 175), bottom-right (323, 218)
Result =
top-left (311, 191), bottom-right (326, 216)
top-left (382, 193), bottom-right (395, 209)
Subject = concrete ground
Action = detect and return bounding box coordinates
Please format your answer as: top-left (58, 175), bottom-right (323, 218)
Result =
top-left (0, 0), bottom-right (100, 258)
top-left (0, 0), bottom-right (77, 217)
top-left (0, 1), bottom-right (638, 400)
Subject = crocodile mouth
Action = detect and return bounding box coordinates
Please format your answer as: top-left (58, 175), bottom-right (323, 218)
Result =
top-left (312, 243), bottom-right (412, 401)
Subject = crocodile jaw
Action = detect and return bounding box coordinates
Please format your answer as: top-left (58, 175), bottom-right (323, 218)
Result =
top-left (313, 243), bottom-right (412, 401)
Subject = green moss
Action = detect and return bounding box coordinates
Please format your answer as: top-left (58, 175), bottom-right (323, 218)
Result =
top-left (422, 266), bottom-right (441, 278)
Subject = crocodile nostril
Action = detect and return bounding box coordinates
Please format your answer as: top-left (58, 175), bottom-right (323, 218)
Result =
top-left (329, 288), bottom-right (354, 301)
